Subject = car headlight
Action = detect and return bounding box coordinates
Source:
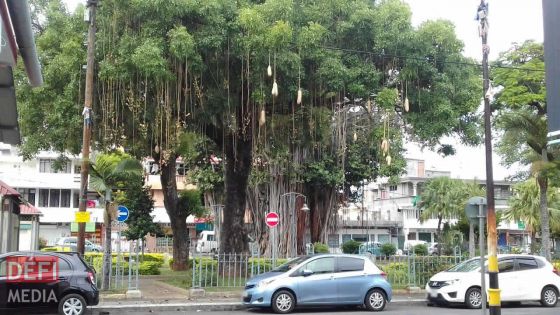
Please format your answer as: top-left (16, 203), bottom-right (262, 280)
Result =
top-left (256, 278), bottom-right (276, 288)
top-left (443, 279), bottom-right (460, 286)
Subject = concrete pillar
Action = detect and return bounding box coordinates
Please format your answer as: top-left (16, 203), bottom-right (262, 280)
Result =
top-left (412, 182), bottom-right (418, 196)
top-left (6, 203), bottom-right (12, 252)
top-left (31, 217), bottom-right (40, 250)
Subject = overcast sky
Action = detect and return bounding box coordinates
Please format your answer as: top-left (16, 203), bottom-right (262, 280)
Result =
top-left (63, 0), bottom-right (544, 180)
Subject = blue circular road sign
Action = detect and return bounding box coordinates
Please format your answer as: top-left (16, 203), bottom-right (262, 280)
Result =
top-left (117, 205), bottom-right (129, 222)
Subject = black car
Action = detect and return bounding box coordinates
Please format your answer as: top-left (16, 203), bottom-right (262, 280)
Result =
top-left (0, 251), bottom-right (99, 315)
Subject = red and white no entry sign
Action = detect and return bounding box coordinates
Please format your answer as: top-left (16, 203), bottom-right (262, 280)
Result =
top-left (265, 212), bottom-right (279, 228)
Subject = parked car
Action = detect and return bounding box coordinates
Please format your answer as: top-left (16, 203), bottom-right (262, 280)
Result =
top-left (0, 251), bottom-right (99, 315)
top-left (242, 254), bottom-right (392, 313)
top-left (56, 237), bottom-right (102, 252)
top-left (425, 254), bottom-right (560, 308)
top-left (196, 230), bottom-right (218, 253)
top-left (359, 241), bottom-right (382, 256)
top-left (428, 243), bottom-right (443, 255)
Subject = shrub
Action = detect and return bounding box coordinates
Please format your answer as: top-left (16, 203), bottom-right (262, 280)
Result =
top-left (413, 244), bottom-right (428, 256)
top-left (139, 261), bottom-right (161, 275)
top-left (313, 242), bottom-right (329, 253)
top-left (380, 243), bottom-right (397, 257)
top-left (341, 240), bottom-right (361, 254)
top-left (380, 262), bottom-right (408, 286)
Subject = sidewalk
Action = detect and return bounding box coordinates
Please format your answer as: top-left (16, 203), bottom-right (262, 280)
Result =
top-left (95, 279), bottom-right (427, 312)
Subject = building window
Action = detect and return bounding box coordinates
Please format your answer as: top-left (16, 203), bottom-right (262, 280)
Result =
top-left (39, 159), bottom-right (70, 173)
top-left (389, 185), bottom-right (397, 191)
top-left (177, 162), bottom-right (186, 176)
top-left (49, 189), bottom-right (60, 207)
top-left (61, 190), bottom-right (71, 207)
top-left (74, 165), bottom-right (81, 174)
top-left (39, 189), bottom-right (49, 207)
top-left (17, 188), bottom-right (36, 206)
top-left (342, 234), bottom-right (352, 244)
top-left (73, 190), bottom-right (80, 208)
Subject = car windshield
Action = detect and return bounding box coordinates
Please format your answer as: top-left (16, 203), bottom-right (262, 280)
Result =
top-left (271, 256), bottom-right (309, 272)
top-left (447, 258), bottom-right (481, 272)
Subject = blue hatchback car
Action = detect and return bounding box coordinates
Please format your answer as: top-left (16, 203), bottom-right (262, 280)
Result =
top-left (242, 254), bottom-right (392, 313)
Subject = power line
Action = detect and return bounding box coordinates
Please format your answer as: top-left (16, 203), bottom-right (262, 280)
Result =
top-left (321, 46), bottom-right (546, 73)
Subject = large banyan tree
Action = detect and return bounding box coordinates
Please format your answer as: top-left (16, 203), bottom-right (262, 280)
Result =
top-left (17, 0), bottom-right (481, 266)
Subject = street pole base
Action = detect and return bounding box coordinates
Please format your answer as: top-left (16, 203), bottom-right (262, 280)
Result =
top-left (125, 289), bottom-right (142, 299)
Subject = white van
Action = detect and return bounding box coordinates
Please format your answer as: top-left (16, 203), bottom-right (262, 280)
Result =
top-left (196, 230), bottom-right (218, 253)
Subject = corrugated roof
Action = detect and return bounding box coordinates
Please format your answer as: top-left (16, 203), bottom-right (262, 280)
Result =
top-left (0, 179), bottom-right (20, 196)
top-left (19, 203), bottom-right (41, 215)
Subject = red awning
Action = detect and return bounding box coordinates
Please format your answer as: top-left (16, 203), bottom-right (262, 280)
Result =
top-left (20, 203), bottom-right (41, 216)
top-left (0, 180), bottom-right (20, 196)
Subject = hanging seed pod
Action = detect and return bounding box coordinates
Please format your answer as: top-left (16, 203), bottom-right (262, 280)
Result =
top-left (381, 139), bottom-right (388, 152)
top-left (366, 99), bottom-right (372, 111)
top-left (154, 145), bottom-right (160, 154)
top-left (404, 97), bottom-right (410, 112)
top-left (267, 64), bottom-right (272, 77)
top-left (272, 81), bottom-right (279, 97)
top-left (386, 155), bottom-right (392, 166)
top-left (353, 132), bottom-right (358, 142)
top-left (259, 109), bottom-right (266, 127)
top-left (297, 88), bottom-right (303, 105)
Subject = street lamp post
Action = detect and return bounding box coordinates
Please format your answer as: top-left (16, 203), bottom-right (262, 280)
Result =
top-left (280, 192), bottom-right (310, 257)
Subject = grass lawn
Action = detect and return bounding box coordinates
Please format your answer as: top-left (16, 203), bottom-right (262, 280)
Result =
top-left (158, 266), bottom-right (192, 289)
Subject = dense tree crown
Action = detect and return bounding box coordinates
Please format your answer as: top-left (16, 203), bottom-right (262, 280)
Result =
top-left (17, 0), bottom-right (482, 256)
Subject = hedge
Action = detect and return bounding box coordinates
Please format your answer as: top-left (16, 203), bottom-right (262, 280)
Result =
top-left (90, 256), bottom-right (161, 275)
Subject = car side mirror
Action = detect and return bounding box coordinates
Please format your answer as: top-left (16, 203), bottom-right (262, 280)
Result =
top-left (302, 269), bottom-right (313, 277)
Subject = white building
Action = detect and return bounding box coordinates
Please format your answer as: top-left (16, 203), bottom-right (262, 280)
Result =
top-left (0, 144), bottom-right (104, 245)
top-left (334, 158), bottom-right (526, 251)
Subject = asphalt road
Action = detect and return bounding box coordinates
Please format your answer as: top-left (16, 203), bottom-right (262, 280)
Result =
top-left (10, 303), bottom-right (559, 315)
top-left (92, 303), bottom-right (557, 315)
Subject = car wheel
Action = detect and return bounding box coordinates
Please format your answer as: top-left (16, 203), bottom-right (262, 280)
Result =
top-left (58, 293), bottom-right (86, 315)
top-left (365, 288), bottom-right (387, 312)
top-left (465, 287), bottom-right (482, 309)
top-left (541, 286), bottom-right (558, 307)
top-left (271, 290), bottom-right (296, 314)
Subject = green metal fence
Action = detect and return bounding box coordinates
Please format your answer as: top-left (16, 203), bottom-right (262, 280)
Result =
top-left (191, 253), bottom-right (465, 289)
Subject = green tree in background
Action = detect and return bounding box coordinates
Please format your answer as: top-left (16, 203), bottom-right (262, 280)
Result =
top-left (89, 152), bottom-right (142, 290)
top-left (503, 179), bottom-right (560, 253)
top-left (492, 40), bottom-right (560, 260)
top-left (16, 0), bottom-right (482, 261)
top-left (122, 184), bottom-right (162, 244)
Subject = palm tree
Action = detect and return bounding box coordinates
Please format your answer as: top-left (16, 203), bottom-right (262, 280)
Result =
top-left (419, 177), bottom-right (466, 254)
top-left (89, 153), bottom-right (142, 290)
top-left (503, 179), bottom-right (560, 254)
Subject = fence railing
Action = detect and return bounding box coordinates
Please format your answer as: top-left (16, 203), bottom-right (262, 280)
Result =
top-left (191, 253), bottom-right (466, 290)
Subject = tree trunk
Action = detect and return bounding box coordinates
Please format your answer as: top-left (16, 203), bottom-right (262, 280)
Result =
top-left (436, 215), bottom-right (442, 256)
top-left (170, 214), bottom-right (188, 269)
top-left (160, 157), bottom-right (189, 270)
top-left (469, 222), bottom-right (475, 258)
top-left (221, 133), bottom-right (251, 254)
top-left (101, 203), bottom-right (112, 290)
top-left (537, 173), bottom-right (551, 261)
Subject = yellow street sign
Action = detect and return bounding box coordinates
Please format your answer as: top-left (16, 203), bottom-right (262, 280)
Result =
top-left (75, 211), bottom-right (91, 223)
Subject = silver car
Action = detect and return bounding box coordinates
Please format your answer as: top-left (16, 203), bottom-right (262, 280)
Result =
top-left (242, 254), bottom-right (392, 313)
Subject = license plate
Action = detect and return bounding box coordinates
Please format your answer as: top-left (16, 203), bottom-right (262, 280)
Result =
top-left (429, 292), bottom-right (437, 298)
top-left (243, 291), bottom-right (249, 298)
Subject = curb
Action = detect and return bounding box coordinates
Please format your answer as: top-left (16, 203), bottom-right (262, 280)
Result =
top-left (92, 299), bottom-right (427, 312)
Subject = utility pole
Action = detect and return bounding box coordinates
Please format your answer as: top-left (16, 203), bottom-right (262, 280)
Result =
top-left (78, 0), bottom-right (98, 255)
top-left (477, 1), bottom-right (500, 314)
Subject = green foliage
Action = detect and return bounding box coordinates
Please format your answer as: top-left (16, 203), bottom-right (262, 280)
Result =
top-left (413, 244), bottom-right (428, 256)
top-left (419, 177), bottom-right (472, 225)
top-left (504, 179), bottom-right (560, 236)
top-left (178, 189), bottom-right (206, 218)
top-left (313, 242), bottom-right (329, 254)
top-left (341, 240), bottom-right (361, 254)
top-left (122, 184), bottom-right (163, 241)
top-left (380, 243), bottom-right (397, 257)
top-left (380, 262), bottom-right (408, 286)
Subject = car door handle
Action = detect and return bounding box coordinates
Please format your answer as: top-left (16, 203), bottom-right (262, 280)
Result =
top-left (58, 276), bottom-right (68, 281)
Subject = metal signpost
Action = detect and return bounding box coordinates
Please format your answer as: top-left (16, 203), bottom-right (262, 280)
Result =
top-left (115, 205), bottom-right (129, 290)
top-left (266, 212), bottom-right (279, 267)
top-left (466, 197), bottom-right (488, 315)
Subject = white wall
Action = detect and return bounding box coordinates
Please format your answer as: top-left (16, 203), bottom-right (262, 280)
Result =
top-left (39, 224), bottom-right (71, 246)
